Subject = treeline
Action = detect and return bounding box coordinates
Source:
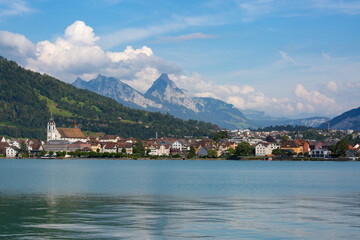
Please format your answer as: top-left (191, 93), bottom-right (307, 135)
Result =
top-left (0, 56), bottom-right (216, 140)
top-left (256, 125), bottom-right (314, 132)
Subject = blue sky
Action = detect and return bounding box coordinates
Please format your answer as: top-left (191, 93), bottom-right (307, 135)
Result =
top-left (1, 0), bottom-right (360, 118)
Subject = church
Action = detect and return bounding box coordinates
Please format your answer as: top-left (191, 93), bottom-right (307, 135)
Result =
top-left (47, 117), bottom-right (87, 143)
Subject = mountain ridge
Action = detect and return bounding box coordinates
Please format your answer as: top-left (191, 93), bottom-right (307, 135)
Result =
top-left (0, 56), bottom-right (216, 139)
top-left (318, 107), bottom-right (360, 131)
top-left (73, 73), bottom-right (251, 129)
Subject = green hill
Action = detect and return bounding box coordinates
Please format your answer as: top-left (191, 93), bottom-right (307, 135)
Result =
top-left (0, 57), bottom-right (217, 139)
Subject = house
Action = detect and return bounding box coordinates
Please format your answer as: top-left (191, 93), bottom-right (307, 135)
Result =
top-left (310, 148), bottom-right (331, 158)
top-left (88, 140), bottom-right (101, 152)
top-left (255, 142), bottom-right (280, 156)
top-left (281, 140), bottom-right (309, 154)
top-left (6, 146), bottom-right (18, 157)
top-left (197, 146), bottom-right (209, 157)
top-left (346, 149), bottom-right (358, 160)
top-left (102, 142), bottom-right (118, 153)
top-left (308, 141), bottom-right (323, 151)
top-left (117, 142), bottom-right (133, 155)
top-left (0, 142), bottom-right (10, 155)
top-left (47, 117), bottom-right (87, 143)
top-left (67, 141), bottom-right (92, 152)
top-left (99, 135), bottom-right (121, 143)
top-left (171, 140), bottom-right (184, 152)
top-left (147, 144), bottom-right (170, 156)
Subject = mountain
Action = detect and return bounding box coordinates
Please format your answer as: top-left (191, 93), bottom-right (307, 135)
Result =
top-left (318, 107), bottom-right (360, 131)
top-left (73, 73), bottom-right (250, 129)
top-left (73, 75), bottom-right (162, 110)
top-left (282, 117), bottom-right (330, 128)
top-left (243, 110), bottom-right (329, 128)
top-left (0, 56), bottom-right (216, 139)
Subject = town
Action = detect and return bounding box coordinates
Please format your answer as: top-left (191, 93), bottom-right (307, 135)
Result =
top-left (0, 117), bottom-right (359, 160)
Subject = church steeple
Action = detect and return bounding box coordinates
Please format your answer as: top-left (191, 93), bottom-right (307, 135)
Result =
top-left (47, 116), bottom-right (57, 142)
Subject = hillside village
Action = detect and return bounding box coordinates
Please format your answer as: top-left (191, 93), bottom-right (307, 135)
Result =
top-left (1, 117), bottom-right (360, 160)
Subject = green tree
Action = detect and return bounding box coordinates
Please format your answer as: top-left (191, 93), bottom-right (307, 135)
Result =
top-left (19, 141), bottom-right (27, 153)
top-left (228, 147), bottom-right (235, 155)
top-left (121, 148), bottom-right (126, 154)
top-left (235, 142), bottom-right (252, 156)
top-left (265, 135), bottom-right (276, 143)
top-left (336, 138), bottom-right (349, 157)
top-left (133, 138), bottom-right (145, 157)
top-left (188, 146), bottom-right (196, 158)
top-left (281, 135), bottom-right (290, 144)
top-left (49, 151), bottom-right (54, 156)
top-left (214, 131), bottom-right (228, 142)
top-left (272, 148), bottom-right (281, 156)
top-left (207, 149), bottom-right (218, 158)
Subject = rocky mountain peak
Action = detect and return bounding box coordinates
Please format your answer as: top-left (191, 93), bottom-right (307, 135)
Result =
top-left (145, 73), bottom-right (180, 97)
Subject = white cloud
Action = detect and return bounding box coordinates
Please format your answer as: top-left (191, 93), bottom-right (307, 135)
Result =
top-left (294, 84), bottom-right (340, 114)
top-left (0, 20), bottom-right (179, 83)
top-left (326, 80), bottom-right (338, 92)
top-left (0, 0), bottom-right (34, 19)
top-left (0, 20), bottom-right (354, 118)
top-left (0, 31), bottom-right (35, 62)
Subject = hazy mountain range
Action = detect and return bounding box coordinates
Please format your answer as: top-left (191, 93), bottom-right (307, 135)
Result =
top-left (73, 73), bottom-right (344, 130)
top-left (74, 73), bottom-right (250, 129)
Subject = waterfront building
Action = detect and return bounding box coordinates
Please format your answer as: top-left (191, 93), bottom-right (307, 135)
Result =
top-left (47, 117), bottom-right (87, 143)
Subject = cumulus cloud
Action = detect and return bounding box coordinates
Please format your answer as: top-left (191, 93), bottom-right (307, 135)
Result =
top-left (0, 31), bottom-right (35, 62)
top-left (0, 20), bottom-right (179, 83)
top-left (0, 20), bottom-right (348, 117)
top-left (294, 84), bottom-right (340, 114)
top-left (326, 80), bottom-right (338, 92)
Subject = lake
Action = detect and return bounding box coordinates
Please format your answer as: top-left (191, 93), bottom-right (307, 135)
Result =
top-left (0, 159), bottom-right (359, 239)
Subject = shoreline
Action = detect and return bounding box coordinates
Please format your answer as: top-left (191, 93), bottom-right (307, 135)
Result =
top-left (0, 157), bottom-right (358, 161)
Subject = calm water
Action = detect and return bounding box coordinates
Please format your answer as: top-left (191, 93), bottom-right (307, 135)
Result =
top-left (0, 159), bottom-right (359, 239)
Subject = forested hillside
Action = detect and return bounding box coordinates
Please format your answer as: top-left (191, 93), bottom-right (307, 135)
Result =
top-left (0, 57), bottom-right (216, 139)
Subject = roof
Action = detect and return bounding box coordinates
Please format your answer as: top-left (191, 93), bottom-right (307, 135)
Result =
top-left (100, 135), bottom-right (119, 140)
top-left (57, 128), bottom-right (86, 139)
top-left (104, 142), bottom-right (117, 149)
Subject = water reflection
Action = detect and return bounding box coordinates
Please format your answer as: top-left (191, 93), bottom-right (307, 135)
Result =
top-left (1, 193), bottom-right (360, 239)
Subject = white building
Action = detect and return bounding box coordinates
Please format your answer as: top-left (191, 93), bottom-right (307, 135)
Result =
top-left (310, 148), bottom-right (331, 158)
top-left (171, 140), bottom-right (183, 151)
top-left (6, 146), bottom-right (18, 157)
top-left (47, 118), bottom-right (87, 143)
top-left (255, 142), bottom-right (280, 156)
top-left (148, 144), bottom-right (170, 156)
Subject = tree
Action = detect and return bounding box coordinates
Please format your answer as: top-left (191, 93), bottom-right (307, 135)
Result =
top-left (272, 148), bottom-right (281, 156)
top-left (214, 131), bottom-right (228, 142)
top-left (19, 141), bottom-right (27, 153)
top-left (235, 142), bottom-right (252, 156)
top-left (207, 149), bottom-right (218, 158)
top-left (281, 135), bottom-right (290, 143)
top-left (228, 147), bottom-right (235, 155)
top-left (133, 138), bottom-right (145, 157)
top-left (336, 138), bottom-right (349, 157)
top-left (121, 148), bottom-right (126, 154)
top-left (265, 135), bottom-right (276, 143)
top-left (49, 151), bottom-right (54, 156)
top-left (187, 146), bottom-right (196, 158)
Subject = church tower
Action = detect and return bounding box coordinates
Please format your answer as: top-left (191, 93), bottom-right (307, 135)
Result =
top-left (47, 117), bottom-right (58, 142)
